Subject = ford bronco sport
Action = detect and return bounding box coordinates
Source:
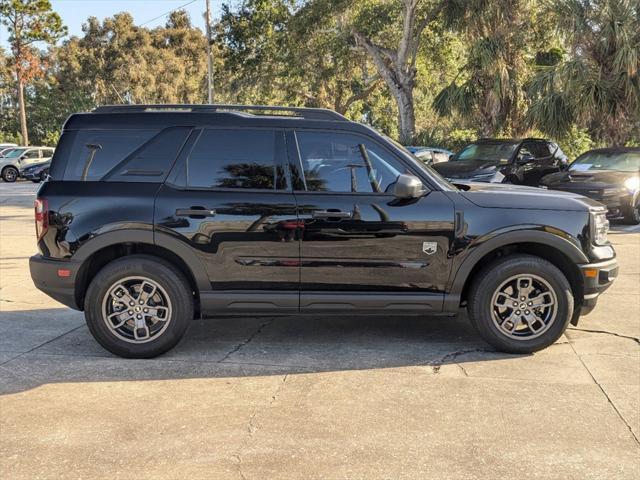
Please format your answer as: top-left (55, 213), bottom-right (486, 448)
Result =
top-left (29, 105), bottom-right (618, 358)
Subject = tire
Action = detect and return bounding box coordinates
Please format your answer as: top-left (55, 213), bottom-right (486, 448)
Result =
top-left (1, 166), bottom-right (18, 182)
top-left (467, 254), bottom-right (573, 354)
top-left (622, 199), bottom-right (640, 225)
top-left (84, 255), bottom-right (194, 358)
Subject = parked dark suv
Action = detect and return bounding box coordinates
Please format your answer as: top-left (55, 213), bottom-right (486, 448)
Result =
top-left (433, 138), bottom-right (568, 185)
top-left (30, 105), bottom-right (618, 358)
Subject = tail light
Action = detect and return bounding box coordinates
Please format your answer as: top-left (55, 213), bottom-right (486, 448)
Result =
top-left (35, 198), bottom-right (48, 241)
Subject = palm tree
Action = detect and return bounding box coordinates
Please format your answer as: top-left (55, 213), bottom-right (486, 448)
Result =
top-left (433, 0), bottom-right (532, 137)
top-left (527, 0), bottom-right (640, 146)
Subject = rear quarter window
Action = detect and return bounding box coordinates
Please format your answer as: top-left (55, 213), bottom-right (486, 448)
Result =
top-left (59, 128), bottom-right (190, 182)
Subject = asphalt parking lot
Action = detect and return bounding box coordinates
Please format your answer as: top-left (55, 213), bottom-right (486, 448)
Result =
top-left (1, 181), bottom-right (638, 479)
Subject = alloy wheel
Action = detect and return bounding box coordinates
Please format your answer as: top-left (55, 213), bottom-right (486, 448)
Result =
top-left (101, 276), bottom-right (172, 343)
top-left (3, 167), bottom-right (18, 182)
top-left (490, 274), bottom-right (558, 340)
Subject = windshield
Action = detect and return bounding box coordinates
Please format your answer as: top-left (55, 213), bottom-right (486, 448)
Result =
top-left (570, 151), bottom-right (640, 173)
top-left (4, 148), bottom-right (26, 158)
top-left (455, 142), bottom-right (518, 163)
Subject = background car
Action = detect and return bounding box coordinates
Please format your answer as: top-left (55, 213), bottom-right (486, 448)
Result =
top-left (541, 147), bottom-right (640, 224)
top-left (20, 160), bottom-right (51, 183)
top-left (432, 138), bottom-right (568, 185)
top-left (0, 146), bottom-right (19, 158)
top-left (406, 146), bottom-right (453, 165)
top-left (0, 146), bottom-right (55, 182)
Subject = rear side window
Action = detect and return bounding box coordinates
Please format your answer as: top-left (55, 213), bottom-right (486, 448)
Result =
top-left (63, 130), bottom-right (158, 181)
top-left (185, 129), bottom-right (286, 190)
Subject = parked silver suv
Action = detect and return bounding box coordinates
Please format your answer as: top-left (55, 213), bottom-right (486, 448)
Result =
top-left (0, 146), bottom-right (55, 182)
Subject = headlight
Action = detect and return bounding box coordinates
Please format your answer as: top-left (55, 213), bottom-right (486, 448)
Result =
top-left (591, 211), bottom-right (609, 245)
top-left (623, 176), bottom-right (639, 193)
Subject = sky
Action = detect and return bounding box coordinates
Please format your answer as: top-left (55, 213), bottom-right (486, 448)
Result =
top-left (0, 0), bottom-right (220, 49)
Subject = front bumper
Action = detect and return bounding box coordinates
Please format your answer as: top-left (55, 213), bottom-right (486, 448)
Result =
top-left (578, 257), bottom-right (618, 315)
top-left (29, 255), bottom-right (82, 310)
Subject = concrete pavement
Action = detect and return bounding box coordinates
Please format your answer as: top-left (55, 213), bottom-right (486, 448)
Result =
top-left (1, 181), bottom-right (638, 479)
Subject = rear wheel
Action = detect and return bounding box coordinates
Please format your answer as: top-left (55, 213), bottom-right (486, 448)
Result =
top-left (84, 255), bottom-right (193, 358)
top-left (467, 254), bottom-right (573, 353)
top-left (2, 166), bottom-right (18, 182)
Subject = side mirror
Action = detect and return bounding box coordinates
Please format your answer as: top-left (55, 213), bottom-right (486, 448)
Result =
top-left (393, 173), bottom-right (426, 199)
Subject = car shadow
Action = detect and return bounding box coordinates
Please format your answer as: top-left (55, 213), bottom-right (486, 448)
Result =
top-left (0, 308), bottom-right (522, 395)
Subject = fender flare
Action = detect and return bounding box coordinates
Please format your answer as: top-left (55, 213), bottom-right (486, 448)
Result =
top-left (442, 227), bottom-right (588, 312)
top-left (74, 229), bottom-right (210, 292)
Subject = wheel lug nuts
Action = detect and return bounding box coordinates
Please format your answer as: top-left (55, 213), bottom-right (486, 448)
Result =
top-left (129, 302), bottom-right (134, 306)
top-left (136, 315), bottom-right (142, 319)
top-left (513, 302), bottom-right (518, 306)
top-left (521, 297), bottom-right (525, 301)
top-left (528, 302), bottom-right (532, 306)
top-left (128, 310), bottom-right (133, 315)
top-left (516, 310), bottom-right (521, 315)
top-left (139, 301), bottom-right (144, 305)
top-left (525, 310), bottom-right (530, 314)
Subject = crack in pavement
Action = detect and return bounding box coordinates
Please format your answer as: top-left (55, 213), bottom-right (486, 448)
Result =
top-left (426, 348), bottom-right (494, 375)
top-left (567, 327), bottom-right (640, 345)
top-left (219, 319), bottom-right (275, 363)
top-left (232, 373), bottom-right (289, 480)
top-left (566, 339), bottom-right (640, 447)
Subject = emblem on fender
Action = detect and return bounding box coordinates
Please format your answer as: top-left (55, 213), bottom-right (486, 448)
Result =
top-left (422, 242), bottom-right (437, 255)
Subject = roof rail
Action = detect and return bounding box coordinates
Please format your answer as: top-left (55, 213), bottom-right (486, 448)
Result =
top-left (92, 104), bottom-right (348, 121)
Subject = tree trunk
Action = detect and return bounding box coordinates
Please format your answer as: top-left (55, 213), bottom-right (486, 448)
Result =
top-left (16, 72), bottom-right (29, 146)
top-left (395, 85), bottom-right (415, 145)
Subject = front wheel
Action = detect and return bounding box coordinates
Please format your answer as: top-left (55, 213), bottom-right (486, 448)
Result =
top-left (2, 166), bottom-right (18, 182)
top-left (467, 254), bottom-right (573, 353)
top-left (622, 199), bottom-right (640, 225)
top-left (84, 255), bottom-right (194, 358)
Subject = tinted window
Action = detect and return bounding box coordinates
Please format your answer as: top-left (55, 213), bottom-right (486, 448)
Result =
top-left (64, 130), bottom-right (158, 181)
top-left (296, 131), bottom-right (408, 193)
top-left (521, 142), bottom-right (551, 159)
top-left (104, 127), bottom-right (191, 183)
top-left (23, 149), bottom-right (40, 159)
top-left (187, 129), bottom-right (285, 190)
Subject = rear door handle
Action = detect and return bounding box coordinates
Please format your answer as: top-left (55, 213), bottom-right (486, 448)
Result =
top-left (312, 210), bottom-right (352, 220)
top-left (175, 207), bottom-right (217, 218)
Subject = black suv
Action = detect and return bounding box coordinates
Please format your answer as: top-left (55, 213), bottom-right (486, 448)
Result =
top-left (433, 138), bottom-right (568, 185)
top-left (30, 105), bottom-right (617, 358)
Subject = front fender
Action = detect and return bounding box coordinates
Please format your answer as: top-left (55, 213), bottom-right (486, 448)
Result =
top-left (443, 226), bottom-right (589, 312)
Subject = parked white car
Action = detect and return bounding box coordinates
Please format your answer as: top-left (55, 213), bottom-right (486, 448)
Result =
top-left (0, 146), bottom-right (55, 182)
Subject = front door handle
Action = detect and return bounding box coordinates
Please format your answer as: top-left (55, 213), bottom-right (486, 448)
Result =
top-left (312, 210), bottom-right (352, 220)
top-left (175, 207), bottom-right (217, 218)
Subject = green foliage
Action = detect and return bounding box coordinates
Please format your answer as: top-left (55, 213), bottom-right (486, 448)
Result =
top-left (527, 0), bottom-right (640, 146)
top-left (0, 0), bottom-right (638, 149)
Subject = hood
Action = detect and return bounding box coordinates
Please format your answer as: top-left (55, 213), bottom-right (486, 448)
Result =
top-left (458, 181), bottom-right (603, 211)
top-left (432, 160), bottom-right (504, 179)
top-left (541, 169), bottom-right (636, 187)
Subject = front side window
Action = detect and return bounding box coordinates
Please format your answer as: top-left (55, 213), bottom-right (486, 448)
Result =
top-left (521, 141), bottom-right (552, 160)
top-left (186, 129), bottom-right (285, 190)
top-left (23, 149), bottom-right (40, 159)
top-left (295, 131), bottom-right (408, 193)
